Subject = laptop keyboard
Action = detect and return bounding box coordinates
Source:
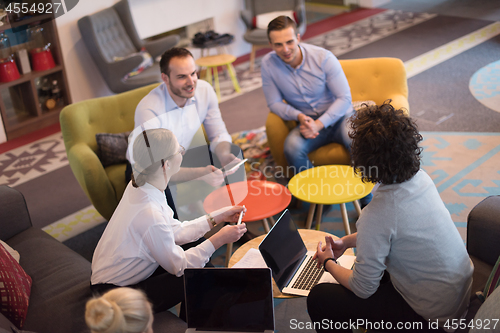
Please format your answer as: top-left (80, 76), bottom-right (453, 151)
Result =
top-left (291, 256), bottom-right (324, 291)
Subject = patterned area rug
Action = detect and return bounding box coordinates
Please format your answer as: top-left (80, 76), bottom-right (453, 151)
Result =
top-left (469, 59), bottom-right (500, 113)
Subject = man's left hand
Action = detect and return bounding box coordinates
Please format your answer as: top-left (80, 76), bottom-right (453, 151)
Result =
top-left (300, 119), bottom-right (324, 139)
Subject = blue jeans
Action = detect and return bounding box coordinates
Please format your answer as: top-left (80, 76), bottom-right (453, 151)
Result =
top-left (284, 114), bottom-right (352, 176)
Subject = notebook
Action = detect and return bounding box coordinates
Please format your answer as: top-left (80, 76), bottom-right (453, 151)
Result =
top-left (184, 268), bottom-right (275, 333)
top-left (259, 209), bottom-right (336, 296)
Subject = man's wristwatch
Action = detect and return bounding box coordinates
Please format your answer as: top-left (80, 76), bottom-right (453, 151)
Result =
top-left (323, 257), bottom-right (337, 270)
top-left (207, 214), bottom-right (216, 227)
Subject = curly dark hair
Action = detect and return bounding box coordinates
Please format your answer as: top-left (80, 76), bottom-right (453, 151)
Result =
top-left (349, 101), bottom-right (423, 184)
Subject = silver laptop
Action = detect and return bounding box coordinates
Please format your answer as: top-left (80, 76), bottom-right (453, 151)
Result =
top-left (259, 209), bottom-right (333, 296)
top-left (184, 268), bottom-right (274, 333)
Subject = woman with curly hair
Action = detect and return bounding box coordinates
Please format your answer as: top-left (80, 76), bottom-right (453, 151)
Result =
top-left (307, 102), bottom-right (473, 332)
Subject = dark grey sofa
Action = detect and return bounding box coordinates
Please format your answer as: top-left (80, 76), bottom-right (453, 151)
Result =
top-left (457, 195), bottom-right (500, 332)
top-left (0, 185), bottom-right (187, 333)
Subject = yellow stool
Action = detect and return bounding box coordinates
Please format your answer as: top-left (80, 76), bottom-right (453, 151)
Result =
top-left (288, 165), bottom-right (374, 234)
top-left (195, 54), bottom-right (241, 101)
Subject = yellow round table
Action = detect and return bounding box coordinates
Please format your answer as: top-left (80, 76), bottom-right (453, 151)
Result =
top-left (195, 54), bottom-right (241, 101)
top-left (288, 165), bottom-right (374, 234)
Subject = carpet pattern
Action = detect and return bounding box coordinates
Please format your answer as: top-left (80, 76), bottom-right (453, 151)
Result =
top-left (469, 59), bottom-right (500, 113)
top-left (0, 133), bottom-right (67, 187)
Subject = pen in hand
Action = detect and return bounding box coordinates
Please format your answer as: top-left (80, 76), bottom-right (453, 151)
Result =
top-left (237, 205), bottom-right (245, 225)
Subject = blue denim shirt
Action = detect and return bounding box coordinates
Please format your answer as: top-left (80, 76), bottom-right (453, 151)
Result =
top-left (261, 43), bottom-right (352, 128)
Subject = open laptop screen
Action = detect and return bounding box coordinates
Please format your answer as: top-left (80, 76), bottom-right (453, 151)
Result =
top-left (258, 210), bottom-right (308, 290)
top-left (184, 268), bottom-right (274, 332)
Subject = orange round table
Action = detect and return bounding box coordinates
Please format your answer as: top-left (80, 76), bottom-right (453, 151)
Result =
top-left (203, 180), bottom-right (291, 266)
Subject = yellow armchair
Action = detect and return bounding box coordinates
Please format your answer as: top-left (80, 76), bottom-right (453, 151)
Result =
top-left (266, 57), bottom-right (409, 171)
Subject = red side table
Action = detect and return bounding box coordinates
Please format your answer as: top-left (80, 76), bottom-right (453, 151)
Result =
top-left (203, 180), bottom-right (291, 266)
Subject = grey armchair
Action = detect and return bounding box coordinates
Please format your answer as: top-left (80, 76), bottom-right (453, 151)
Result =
top-left (240, 0), bottom-right (306, 72)
top-left (78, 0), bottom-right (179, 93)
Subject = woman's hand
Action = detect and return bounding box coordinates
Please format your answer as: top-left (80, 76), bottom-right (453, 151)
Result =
top-left (330, 236), bottom-right (348, 259)
top-left (211, 206), bottom-right (247, 225)
top-left (313, 236), bottom-right (336, 268)
top-left (209, 224), bottom-right (247, 249)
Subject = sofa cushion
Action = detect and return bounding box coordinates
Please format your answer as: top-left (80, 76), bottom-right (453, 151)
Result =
top-left (6, 228), bottom-right (92, 333)
top-left (0, 243), bottom-right (32, 329)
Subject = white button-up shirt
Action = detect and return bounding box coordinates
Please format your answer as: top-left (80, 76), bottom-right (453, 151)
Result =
top-left (126, 80), bottom-right (232, 164)
top-left (91, 182), bottom-right (215, 286)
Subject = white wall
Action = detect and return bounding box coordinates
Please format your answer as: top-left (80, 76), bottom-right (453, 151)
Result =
top-left (55, 0), bottom-right (249, 104)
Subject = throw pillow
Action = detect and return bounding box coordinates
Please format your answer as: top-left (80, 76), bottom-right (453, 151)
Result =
top-left (0, 241), bottom-right (19, 263)
top-left (0, 243), bottom-right (32, 329)
top-left (96, 131), bottom-right (131, 168)
top-left (253, 10), bottom-right (299, 30)
top-left (114, 47), bottom-right (153, 82)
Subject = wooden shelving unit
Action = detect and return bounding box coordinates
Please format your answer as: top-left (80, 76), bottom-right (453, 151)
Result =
top-left (0, 9), bottom-right (71, 140)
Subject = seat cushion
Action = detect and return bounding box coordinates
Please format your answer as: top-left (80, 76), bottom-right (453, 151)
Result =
top-left (124, 62), bottom-right (162, 87)
top-left (6, 228), bottom-right (92, 333)
top-left (243, 29), bottom-right (268, 45)
top-left (105, 163), bottom-right (128, 203)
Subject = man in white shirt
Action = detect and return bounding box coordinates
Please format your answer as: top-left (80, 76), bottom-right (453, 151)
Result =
top-left (126, 48), bottom-right (241, 218)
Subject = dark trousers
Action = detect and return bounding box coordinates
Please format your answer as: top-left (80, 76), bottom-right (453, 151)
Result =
top-left (90, 238), bottom-right (212, 320)
top-left (307, 272), bottom-right (446, 333)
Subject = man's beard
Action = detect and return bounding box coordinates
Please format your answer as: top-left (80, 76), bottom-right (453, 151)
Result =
top-left (169, 81), bottom-right (196, 99)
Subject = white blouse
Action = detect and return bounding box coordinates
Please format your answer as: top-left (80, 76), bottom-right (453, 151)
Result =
top-left (91, 182), bottom-right (215, 286)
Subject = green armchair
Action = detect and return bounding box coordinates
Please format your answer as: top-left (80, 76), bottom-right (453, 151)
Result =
top-left (60, 83), bottom-right (214, 221)
top-left (266, 57), bottom-right (410, 172)
top-left (60, 84), bottom-right (159, 221)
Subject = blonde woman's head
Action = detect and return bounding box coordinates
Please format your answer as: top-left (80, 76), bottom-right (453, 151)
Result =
top-left (85, 287), bottom-right (153, 333)
top-left (131, 128), bottom-right (180, 187)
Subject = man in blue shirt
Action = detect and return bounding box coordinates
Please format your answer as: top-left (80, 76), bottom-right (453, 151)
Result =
top-left (261, 16), bottom-right (353, 176)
